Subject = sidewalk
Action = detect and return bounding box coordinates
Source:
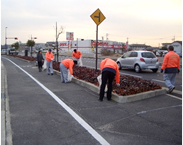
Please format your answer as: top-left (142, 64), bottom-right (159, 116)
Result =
top-left (1, 61), bottom-right (13, 145)
top-left (1, 61), bottom-right (5, 145)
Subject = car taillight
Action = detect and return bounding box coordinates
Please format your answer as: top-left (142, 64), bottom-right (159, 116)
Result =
top-left (140, 58), bottom-right (145, 62)
top-left (157, 58), bottom-right (159, 62)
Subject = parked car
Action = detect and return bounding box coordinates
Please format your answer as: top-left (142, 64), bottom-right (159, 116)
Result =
top-left (116, 51), bottom-right (159, 73)
top-left (162, 51), bottom-right (168, 57)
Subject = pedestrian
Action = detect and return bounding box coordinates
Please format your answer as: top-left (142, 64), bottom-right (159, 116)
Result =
top-left (60, 59), bottom-right (77, 83)
top-left (99, 58), bottom-right (120, 101)
top-left (72, 49), bottom-right (82, 66)
top-left (161, 45), bottom-right (180, 93)
top-left (36, 50), bottom-right (44, 72)
top-left (45, 49), bottom-right (54, 75)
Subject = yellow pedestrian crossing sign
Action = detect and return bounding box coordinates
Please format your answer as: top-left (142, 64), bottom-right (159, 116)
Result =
top-left (90, 8), bottom-right (106, 26)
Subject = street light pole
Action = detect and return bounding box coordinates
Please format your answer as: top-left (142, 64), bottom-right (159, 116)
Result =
top-left (30, 35), bottom-right (37, 57)
top-left (5, 27), bottom-right (7, 50)
top-left (31, 35), bottom-right (33, 57)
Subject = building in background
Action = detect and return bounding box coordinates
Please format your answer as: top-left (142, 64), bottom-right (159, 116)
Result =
top-left (58, 39), bottom-right (125, 54)
top-left (129, 44), bottom-right (151, 50)
top-left (171, 41), bottom-right (182, 57)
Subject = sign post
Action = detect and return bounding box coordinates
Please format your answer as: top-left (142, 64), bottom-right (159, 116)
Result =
top-left (90, 8), bottom-right (106, 70)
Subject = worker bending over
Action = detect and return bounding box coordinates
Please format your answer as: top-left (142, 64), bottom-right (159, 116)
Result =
top-left (60, 59), bottom-right (77, 83)
top-left (99, 58), bottom-right (120, 101)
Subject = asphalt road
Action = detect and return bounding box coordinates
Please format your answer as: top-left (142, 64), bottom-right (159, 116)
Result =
top-left (1, 55), bottom-right (182, 145)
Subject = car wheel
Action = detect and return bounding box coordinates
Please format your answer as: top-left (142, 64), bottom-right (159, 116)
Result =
top-left (134, 64), bottom-right (141, 73)
top-left (152, 69), bottom-right (158, 73)
top-left (117, 62), bottom-right (121, 70)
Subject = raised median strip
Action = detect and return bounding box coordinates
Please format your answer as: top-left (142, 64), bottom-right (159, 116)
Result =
top-left (54, 70), bottom-right (166, 103)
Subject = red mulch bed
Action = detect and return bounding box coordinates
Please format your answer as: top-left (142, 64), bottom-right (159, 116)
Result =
top-left (9, 55), bottom-right (162, 96)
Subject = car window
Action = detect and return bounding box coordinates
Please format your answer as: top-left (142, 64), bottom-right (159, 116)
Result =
top-left (141, 52), bottom-right (155, 58)
top-left (122, 52), bottom-right (131, 58)
top-left (130, 52), bottom-right (138, 57)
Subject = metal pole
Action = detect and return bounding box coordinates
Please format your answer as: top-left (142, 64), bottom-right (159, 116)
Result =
top-left (77, 38), bottom-right (78, 50)
top-left (95, 25), bottom-right (98, 71)
top-left (5, 27), bottom-right (7, 50)
top-left (56, 22), bottom-right (58, 62)
top-left (31, 35), bottom-right (32, 57)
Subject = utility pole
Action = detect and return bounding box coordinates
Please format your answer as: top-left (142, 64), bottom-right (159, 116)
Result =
top-left (172, 36), bottom-right (175, 42)
top-left (56, 22), bottom-right (58, 62)
top-left (5, 27), bottom-right (7, 50)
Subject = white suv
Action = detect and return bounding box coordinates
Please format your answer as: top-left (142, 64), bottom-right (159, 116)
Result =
top-left (116, 51), bottom-right (159, 73)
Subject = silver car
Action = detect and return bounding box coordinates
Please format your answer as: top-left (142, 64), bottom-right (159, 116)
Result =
top-left (116, 51), bottom-right (159, 73)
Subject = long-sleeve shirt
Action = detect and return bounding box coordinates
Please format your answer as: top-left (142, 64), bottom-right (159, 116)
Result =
top-left (45, 51), bottom-right (54, 61)
top-left (37, 53), bottom-right (44, 62)
top-left (61, 59), bottom-right (74, 75)
top-left (72, 50), bottom-right (82, 59)
top-left (100, 58), bottom-right (120, 84)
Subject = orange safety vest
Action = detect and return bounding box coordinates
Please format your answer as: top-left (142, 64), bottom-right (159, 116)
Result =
top-left (100, 58), bottom-right (120, 84)
top-left (72, 50), bottom-right (82, 59)
top-left (61, 59), bottom-right (74, 75)
top-left (45, 52), bottom-right (54, 61)
top-left (161, 51), bottom-right (180, 70)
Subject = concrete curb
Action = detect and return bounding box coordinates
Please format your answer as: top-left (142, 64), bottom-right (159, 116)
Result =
top-left (53, 69), bottom-right (166, 103)
top-left (1, 60), bottom-right (13, 145)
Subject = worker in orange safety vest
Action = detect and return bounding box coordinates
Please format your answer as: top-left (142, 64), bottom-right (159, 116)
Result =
top-left (45, 49), bottom-right (54, 75)
top-left (72, 49), bottom-right (82, 66)
top-left (161, 45), bottom-right (180, 93)
top-left (99, 58), bottom-right (120, 101)
top-left (60, 59), bottom-right (77, 83)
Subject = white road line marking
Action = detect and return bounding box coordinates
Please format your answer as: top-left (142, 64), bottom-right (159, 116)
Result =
top-left (152, 79), bottom-right (164, 83)
top-left (166, 94), bottom-right (182, 100)
top-left (120, 72), bottom-right (142, 78)
top-left (3, 57), bottom-right (110, 145)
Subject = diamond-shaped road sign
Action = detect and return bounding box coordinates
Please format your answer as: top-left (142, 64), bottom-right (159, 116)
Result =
top-left (90, 8), bottom-right (106, 26)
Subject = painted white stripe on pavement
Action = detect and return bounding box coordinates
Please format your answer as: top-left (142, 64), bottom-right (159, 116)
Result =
top-left (152, 79), bottom-right (164, 83)
top-left (166, 94), bottom-right (182, 100)
top-left (120, 72), bottom-right (142, 78)
top-left (3, 57), bottom-right (110, 145)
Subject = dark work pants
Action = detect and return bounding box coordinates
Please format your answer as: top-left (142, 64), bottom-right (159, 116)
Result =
top-left (100, 71), bottom-right (115, 101)
top-left (38, 61), bottom-right (42, 71)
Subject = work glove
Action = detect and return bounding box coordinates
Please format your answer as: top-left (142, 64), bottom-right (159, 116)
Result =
top-left (116, 83), bottom-right (120, 87)
top-left (160, 69), bottom-right (163, 73)
top-left (178, 69), bottom-right (180, 73)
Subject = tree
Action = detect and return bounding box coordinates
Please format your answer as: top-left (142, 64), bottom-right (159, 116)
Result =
top-left (121, 44), bottom-right (127, 54)
top-left (56, 23), bottom-right (64, 62)
top-left (26, 40), bottom-right (35, 57)
top-left (11, 42), bottom-right (19, 50)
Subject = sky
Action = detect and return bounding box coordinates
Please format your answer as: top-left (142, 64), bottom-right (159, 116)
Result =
top-left (1, 0), bottom-right (182, 47)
